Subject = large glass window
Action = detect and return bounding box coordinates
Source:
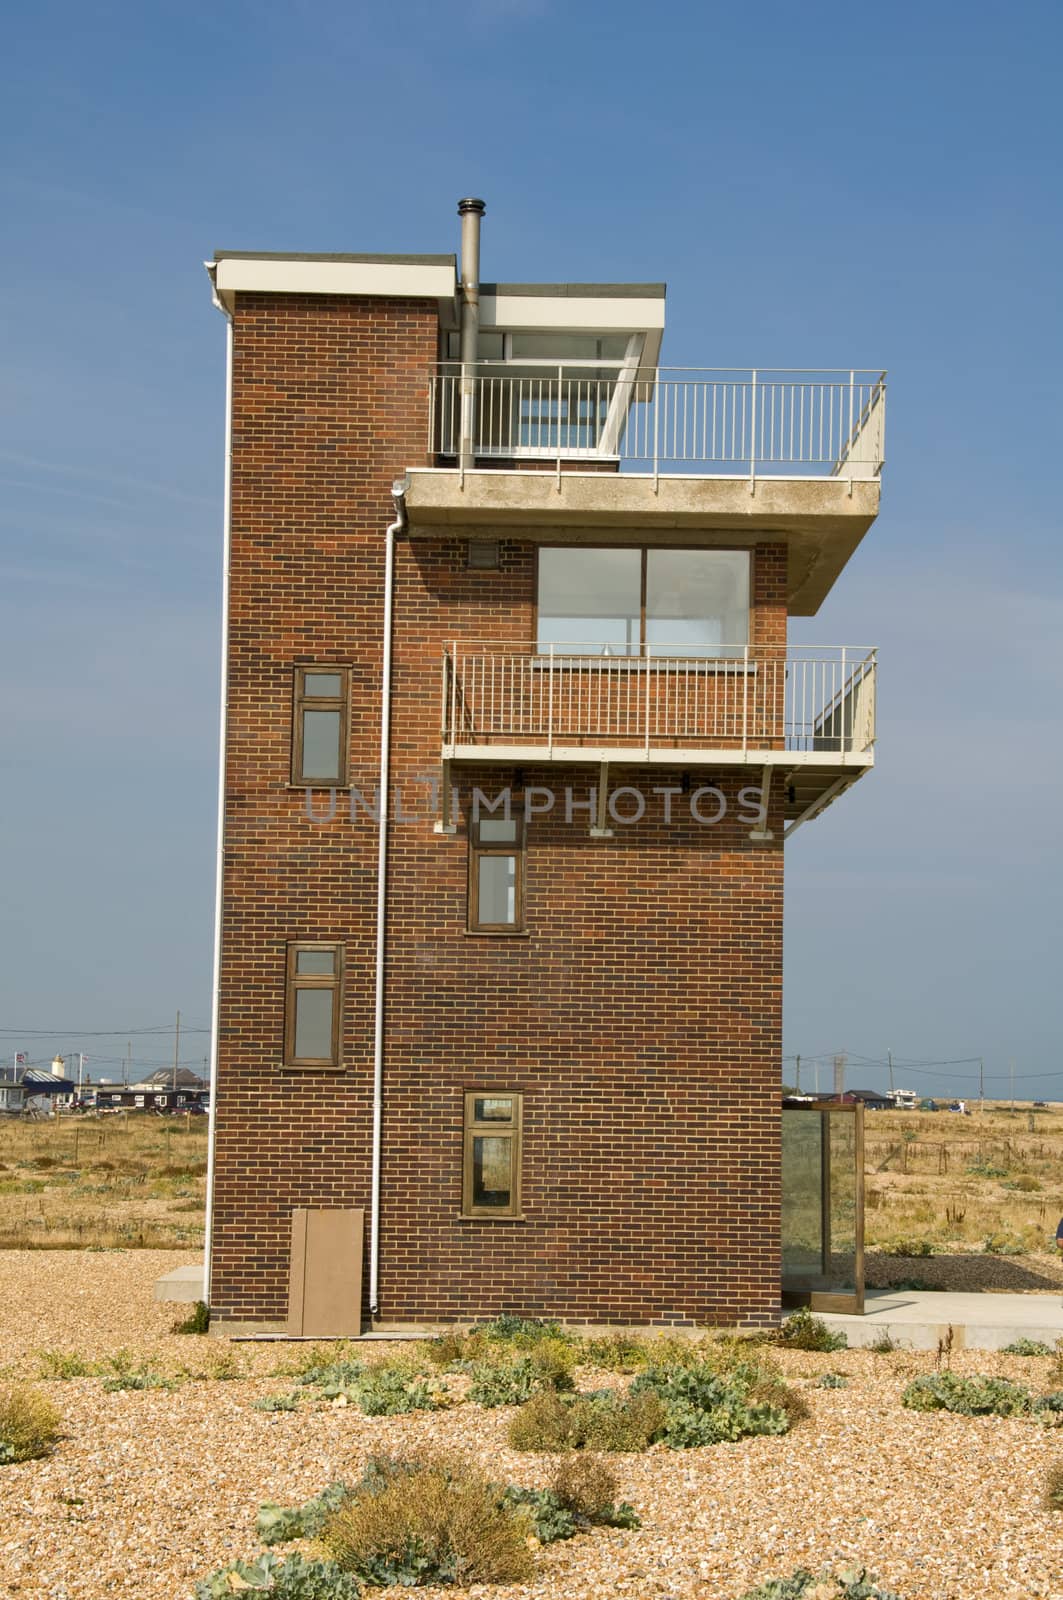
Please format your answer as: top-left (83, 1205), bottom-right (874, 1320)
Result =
top-left (537, 548), bottom-right (749, 658)
top-left (462, 1092), bottom-right (522, 1217)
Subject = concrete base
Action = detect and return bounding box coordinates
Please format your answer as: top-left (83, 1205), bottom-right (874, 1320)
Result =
top-left (820, 1289), bottom-right (1063, 1351)
top-left (153, 1263), bottom-right (205, 1304)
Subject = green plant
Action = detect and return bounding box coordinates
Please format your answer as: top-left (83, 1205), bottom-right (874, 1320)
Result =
top-left (580, 1333), bottom-right (652, 1372)
top-left (500, 1485), bottom-right (578, 1543)
top-left (258, 1482), bottom-right (353, 1544)
top-left (1002, 1339), bottom-right (1052, 1357)
top-left (194, 1552), bottom-right (360, 1598)
top-left (876, 1238), bottom-right (936, 1258)
top-left (349, 1365), bottom-right (449, 1416)
top-left (1003, 1175), bottom-right (1042, 1192)
top-left (869, 1332), bottom-right (899, 1354)
top-left (775, 1309), bottom-right (848, 1352)
top-left (816, 1373), bottom-right (849, 1389)
top-left (0, 1385), bottom-right (62, 1463)
top-left (901, 1373), bottom-right (1033, 1416)
top-left (476, 1314), bottom-right (574, 1347)
top-left (983, 1232), bottom-right (1025, 1256)
top-left (502, 1458), bottom-right (640, 1543)
top-left (295, 1356), bottom-right (368, 1391)
top-left (467, 1346), bottom-right (575, 1407)
top-left (35, 1350), bottom-right (96, 1380)
top-left (507, 1387), bottom-right (667, 1452)
top-left (966, 1160), bottom-right (1009, 1179)
top-left (172, 1300), bottom-right (210, 1334)
top-left (319, 1454), bottom-right (534, 1587)
top-left (252, 1392), bottom-right (301, 1413)
top-left (1043, 1461), bottom-right (1063, 1510)
top-left (737, 1568), bottom-right (903, 1599)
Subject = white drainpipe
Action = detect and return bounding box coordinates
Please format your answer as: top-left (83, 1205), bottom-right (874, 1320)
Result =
top-left (369, 479), bottom-right (407, 1318)
top-left (202, 295), bottom-right (234, 1308)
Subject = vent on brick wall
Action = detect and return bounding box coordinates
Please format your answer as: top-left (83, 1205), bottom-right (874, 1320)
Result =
top-left (467, 541), bottom-right (499, 570)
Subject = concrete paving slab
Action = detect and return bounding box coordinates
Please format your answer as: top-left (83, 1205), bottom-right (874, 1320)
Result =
top-left (820, 1289), bottom-right (1063, 1350)
top-left (153, 1263), bottom-right (205, 1304)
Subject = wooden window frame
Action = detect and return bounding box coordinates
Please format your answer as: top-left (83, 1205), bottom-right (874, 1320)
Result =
top-left (292, 666), bottom-right (350, 786)
top-left (462, 1091), bottom-right (523, 1218)
top-left (284, 941), bottom-right (345, 1069)
top-left (467, 814), bottom-right (525, 934)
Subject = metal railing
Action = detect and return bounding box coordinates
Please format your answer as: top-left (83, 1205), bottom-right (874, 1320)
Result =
top-left (429, 366), bottom-right (886, 479)
top-left (441, 644), bottom-right (876, 757)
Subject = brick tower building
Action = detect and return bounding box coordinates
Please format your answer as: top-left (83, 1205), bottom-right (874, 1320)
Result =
top-left (203, 201), bottom-right (884, 1335)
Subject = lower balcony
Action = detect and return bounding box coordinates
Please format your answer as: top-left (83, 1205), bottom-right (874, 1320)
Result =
top-left (440, 644), bottom-right (876, 836)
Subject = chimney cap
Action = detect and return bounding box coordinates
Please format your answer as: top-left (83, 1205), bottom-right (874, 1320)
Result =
top-left (457, 197), bottom-right (486, 216)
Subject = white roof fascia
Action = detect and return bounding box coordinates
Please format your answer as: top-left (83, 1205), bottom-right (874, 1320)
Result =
top-left (480, 292), bottom-right (665, 335)
top-left (211, 256), bottom-right (457, 307)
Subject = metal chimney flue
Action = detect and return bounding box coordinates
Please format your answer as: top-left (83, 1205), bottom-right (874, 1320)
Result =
top-left (457, 198), bottom-right (485, 471)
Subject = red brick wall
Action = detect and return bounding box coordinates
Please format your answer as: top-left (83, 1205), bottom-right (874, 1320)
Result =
top-left (210, 291), bottom-right (785, 1330)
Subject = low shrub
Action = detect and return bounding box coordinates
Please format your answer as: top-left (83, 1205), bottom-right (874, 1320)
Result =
top-left (502, 1458), bottom-right (639, 1543)
top-left (467, 1344), bottom-right (576, 1407)
top-left (876, 1238), bottom-right (936, 1258)
top-left (507, 1386), bottom-right (667, 1452)
top-left (1003, 1339), bottom-right (1052, 1357)
top-left (36, 1350), bottom-right (95, 1380)
top-left (0, 1384), bottom-right (62, 1463)
top-left (1043, 1461), bottom-right (1063, 1510)
top-left (632, 1363), bottom-right (792, 1449)
top-left (476, 1314), bottom-right (575, 1348)
top-left (298, 1354), bottom-right (448, 1415)
top-left (580, 1333), bottom-right (653, 1372)
top-left (816, 1373), bottom-right (849, 1389)
top-left (319, 1453), bottom-right (534, 1587)
top-left (775, 1309), bottom-right (848, 1353)
top-left (172, 1300), bottom-right (210, 1335)
top-left (901, 1373), bottom-right (1033, 1416)
top-left (983, 1232), bottom-right (1026, 1256)
top-left (869, 1332), bottom-right (899, 1354)
top-left (738, 1568), bottom-right (902, 1599)
top-left (194, 1552), bottom-right (360, 1599)
top-left (966, 1160), bottom-right (1009, 1179)
top-left (252, 1392), bottom-right (301, 1413)
top-left (1003, 1175), bottom-right (1042, 1193)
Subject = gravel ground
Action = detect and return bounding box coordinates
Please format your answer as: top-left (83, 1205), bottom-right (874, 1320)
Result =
top-left (4, 1252), bottom-right (1063, 1600)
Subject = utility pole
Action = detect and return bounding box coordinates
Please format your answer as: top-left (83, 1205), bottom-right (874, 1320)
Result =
top-left (1009, 1057), bottom-right (1015, 1114)
top-left (795, 1054), bottom-right (801, 1094)
top-left (124, 1041), bottom-right (131, 1085)
top-left (173, 1010), bottom-right (181, 1092)
top-left (979, 1057), bottom-right (984, 1115)
top-left (887, 1048), bottom-right (894, 1095)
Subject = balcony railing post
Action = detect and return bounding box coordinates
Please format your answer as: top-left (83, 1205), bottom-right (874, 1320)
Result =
top-left (841, 645), bottom-right (848, 752)
top-left (749, 368), bottom-right (757, 491)
top-left (450, 640), bottom-right (459, 744)
top-left (644, 648), bottom-right (652, 755)
top-left (652, 371), bottom-right (660, 491)
top-left (742, 643), bottom-right (752, 755)
top-left (547, 643), bottom-right (555, 754)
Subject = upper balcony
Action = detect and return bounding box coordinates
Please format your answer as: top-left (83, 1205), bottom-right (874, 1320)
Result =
top-left (440, 642), bottom-right (876, 836)
top-left (406, 365), bottom-right (885, 614)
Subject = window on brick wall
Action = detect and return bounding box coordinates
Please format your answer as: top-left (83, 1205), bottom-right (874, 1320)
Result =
top-left (468, 815), bottom-right (524, 932)
top-left (462, 1092), bottom-right (523, 1217)
top-left (284, 942), bottom-right (344, 1068)
top-left (537, 547), bottom-right (750, 658)
top-left (292, 667), bottom-right (350, 784)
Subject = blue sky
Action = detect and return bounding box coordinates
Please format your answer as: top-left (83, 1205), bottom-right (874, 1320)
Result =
top-left (1, 0), bottom-right (1060, 1097)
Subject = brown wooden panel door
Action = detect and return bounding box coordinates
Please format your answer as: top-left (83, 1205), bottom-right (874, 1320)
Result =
top-left (287, 1208), bottom-right (365, 1336)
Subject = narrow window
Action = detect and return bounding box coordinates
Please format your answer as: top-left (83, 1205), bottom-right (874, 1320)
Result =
top-left (468, 816), bottom-right (524, 932)
top-left (285, 942), bottom-right (344, 1068)
top-left (293, 667), bottom-right (349, 785)
top-left (463, 1092), bottom-right (522, 1217)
